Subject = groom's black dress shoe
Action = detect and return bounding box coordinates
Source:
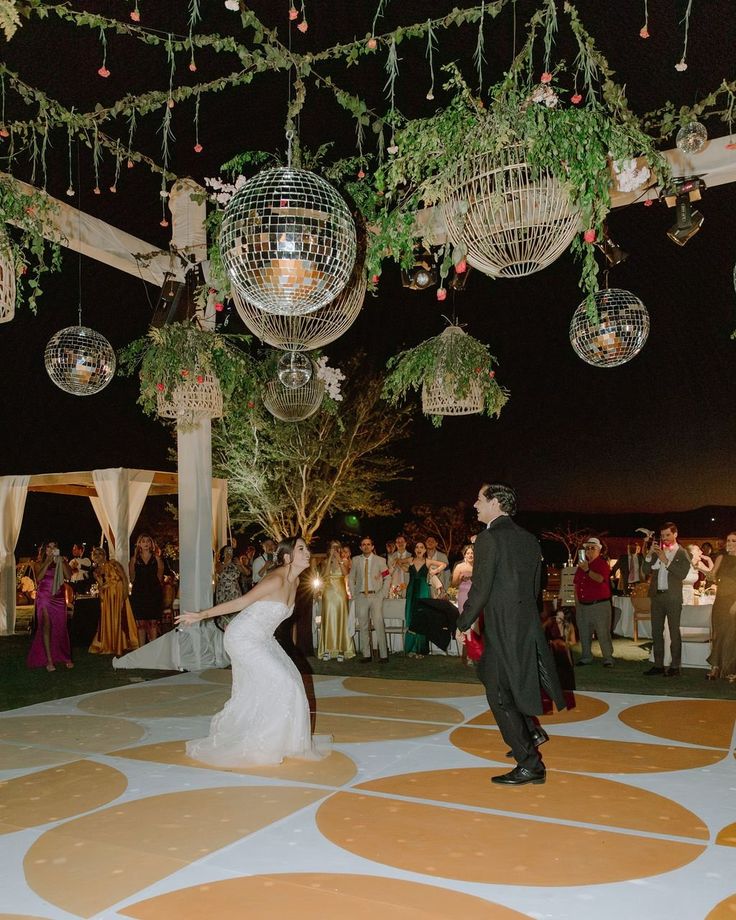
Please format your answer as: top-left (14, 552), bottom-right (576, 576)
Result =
top-left (505, 725), bottom-right (549, 758)
top-left (492, 765), bottom-right (546, 786)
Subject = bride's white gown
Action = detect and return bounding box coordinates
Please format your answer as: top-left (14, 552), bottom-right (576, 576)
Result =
top-left (186, 600), bottom-right (328, 767)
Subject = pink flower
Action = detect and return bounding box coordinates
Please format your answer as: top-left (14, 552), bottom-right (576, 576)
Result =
top-left (297, 20), bottom-right (308, 33)
top-left (540, 72), bottom-right (553, 84)
top-left (194, 143), bottom-right (203, 153)
top-left (127, 159), bottom-right (134, 169)
top-left (455, 259), bottom-right (467, 274)
top-left (93, 187), bottom-right (101, 196)
top-left (167, 98), bottom-right (175, 109)
top-left (643, 199), bottom-right (654, 207)
top-left (583, 229), bottom-right (596, 243)
top-left (130, 9), bottom-right (140, 22)
top-left (639, 26), bottom-right (649, 39)
top-left (160, 219), bottom-right (169, 228)
top-left (214, 302), bottom-right (224, 312)
top-left (0, 128), bottom-right (8, 138)
top-left (489, 370), bottom-right (496, 378)
top-left (436, 288), bottom-right (447, 301)
top-left (97, 66), bottom-right (110, 78)
top-left (371, 274), bottom-right (380, 284)
top-left (109, 185), bottom-right (117, 193)
top-left (571, 93), bottom-right (582, 105)
top-left (367, 37), bottom-right (377, 50)
top-left (188, 61), bottom-right (197, 72)
top-left (156, 383), bottom-right (165, 392)
top-left (196, 374), bottom-right (204, 384)
top-left (289, 6), bottom-right (298, 19)
top-left (357, 169), bottom-right (365, 179)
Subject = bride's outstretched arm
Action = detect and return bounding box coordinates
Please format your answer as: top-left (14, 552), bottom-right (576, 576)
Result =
top-left (175, 573), bottom-right (282, 626)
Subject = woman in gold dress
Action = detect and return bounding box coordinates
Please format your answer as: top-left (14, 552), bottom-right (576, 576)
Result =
top-left (89, 547), bottom-right (139, 656)
top-left (318, 540), bottom-right (355, 661)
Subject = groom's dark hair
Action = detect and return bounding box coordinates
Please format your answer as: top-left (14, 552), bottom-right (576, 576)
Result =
top-left (480, 482), bottom-right (518, 516)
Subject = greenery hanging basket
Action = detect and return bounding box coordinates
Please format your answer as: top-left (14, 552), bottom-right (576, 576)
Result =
top-left (382, 325), bottom-right (509, 428)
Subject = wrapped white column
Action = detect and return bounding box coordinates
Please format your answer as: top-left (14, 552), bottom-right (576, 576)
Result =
top-left (177, 419), bottom-right (214, 615)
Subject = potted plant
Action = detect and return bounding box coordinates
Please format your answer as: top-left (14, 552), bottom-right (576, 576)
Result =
top-left (382, 325), bottom-right (508, 428)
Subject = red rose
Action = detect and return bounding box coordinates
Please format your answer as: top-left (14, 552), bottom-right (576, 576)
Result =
top-left (540, 72), bottom-right (553, 84)
top-left (194, 143), bottom-right (203, 153)
top-left (156, 383), bottom-right (165, 392)
top-left (583, 229), bottom-right (596, 243)
top-left (289, 7), bottom-right (298, 19)
top-left (215, 302), bottom-right (224, 312)
top-left (571, 93), bottom-right (582, 105)
top-left (436, 288), bottom-right (447, 301)
top-left (639, 26), bottom-right (650, 39)
top-left (97, 66), bottom-right (110, 78)
top-left (297, 20), bottom-right (308, 33)
top-left (196, 375), bottom-right (204, 384)
top-left (455, 258), bottom-right (467, 274)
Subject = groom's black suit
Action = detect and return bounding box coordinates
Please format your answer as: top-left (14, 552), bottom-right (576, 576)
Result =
top-left (457, 515), bottom-right (566, 770)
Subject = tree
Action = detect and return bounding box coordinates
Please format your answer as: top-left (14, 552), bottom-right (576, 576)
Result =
top-left (541, 525), bottom-right (608, 566)
top-left (403, 502), bottom-right (478, 559)
top-left (212, 365), bottom-right (413, 542)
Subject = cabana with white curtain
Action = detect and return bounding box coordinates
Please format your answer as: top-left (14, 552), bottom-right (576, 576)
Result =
top-left (0, 468), bottom-right (229, 636)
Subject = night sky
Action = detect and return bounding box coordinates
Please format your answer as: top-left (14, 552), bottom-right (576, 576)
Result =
top-left (1, 1), bottom-right (735, 552)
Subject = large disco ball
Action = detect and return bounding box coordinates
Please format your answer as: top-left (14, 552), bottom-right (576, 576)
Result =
top-left (277, 351), bottom-right (313, 389)
top-left (676, 121), bottom-right (707, 155)
top-left (570, 289), bottom-right (649, 367)
top-left (44, 325), bottom-right (116, 395)
top-left (219, 167), bottom-right (356, 316)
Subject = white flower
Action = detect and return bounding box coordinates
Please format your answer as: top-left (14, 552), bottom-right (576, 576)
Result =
top-left (530, 85), bottom-right (558, 108)
top-left (675, 60), bottom-right (688, 72)
top-left (315, 356), bottom-right (345, 401)
top-left (612, 158), bottom-right (651, 193)
top-left (224, 1), bottom-right (240, 10)
top-left (204, 174), bottom-right (247, 206)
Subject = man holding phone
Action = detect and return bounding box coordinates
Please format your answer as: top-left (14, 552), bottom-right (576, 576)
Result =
top-left (642, 522), bottom-right (691, 677)
top-left (573, 537), bottom-right (614, 667)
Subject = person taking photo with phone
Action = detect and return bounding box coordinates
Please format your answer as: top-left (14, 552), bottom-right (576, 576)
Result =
top-left (573, 537), bottom-right (614, 668)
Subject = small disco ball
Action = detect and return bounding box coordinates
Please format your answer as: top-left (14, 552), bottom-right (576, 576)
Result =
top-left (676, 121), bottom-right (708, 155)
top-left (277, 350), bottom-right (313, 389)
top-left (569, 289), bottom-right (649, 368)
top-left (219, 166), bottom-right (356, 317)
top-left (44, 325), bottom-right (116, 395)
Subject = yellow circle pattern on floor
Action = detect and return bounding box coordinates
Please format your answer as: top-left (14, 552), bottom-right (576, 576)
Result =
top-left (77, 684), bottom-right (230, 718)
top-left (618, 699), bottom-right (736, 748)
top-left (706, 894), bottom-right (736, 918)
top-left (450, 725), bottom-right (727, 773)
top-left (0, 715), bottom-right (144, 753)
top-left (119, 873), bottom-right (529, 919)
top-left (716, 823), bottom-right (736, 847)
top-left (342, 677), bottom-right (483, 698)
top-left (313, 713), bottom-right (455, 743)
top-left (110, 740), bottom-right (358, 786)
top-left (24, 786), bottom-right (329, 918)
top-left (316, 788), bottom-right (705, 887)
top-left (467, 693), bottom-right (609, 726)
top-left (314, 695), bottom-right (464, 723)
top-left (0, 761), bottom-right (127, 834)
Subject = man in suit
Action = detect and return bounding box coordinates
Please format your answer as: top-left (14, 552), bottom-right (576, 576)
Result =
top-left (456, 483), bottom-right (566, 786)
top-left (349, 536), bottom-right (389, 662)
top-left (610, 543), bottom-right (643, 595)
top-left (641, 522), bottom-right (691, 677)
top-left (386, 533), bottom-right (411, 599)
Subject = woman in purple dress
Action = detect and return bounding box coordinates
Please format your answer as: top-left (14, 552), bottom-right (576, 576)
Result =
top-left (27, 541), bottom-right (74, 672)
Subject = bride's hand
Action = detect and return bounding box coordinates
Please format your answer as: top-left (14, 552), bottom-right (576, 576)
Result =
top-left (175, 611), bottom-right (200, 627)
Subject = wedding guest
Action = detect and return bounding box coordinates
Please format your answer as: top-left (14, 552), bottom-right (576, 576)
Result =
top-left (452, 544), bottom-right (474, 613)
top-left (706, 532), bottom-right (736, 681)
top-left (252, 538), bottom-right (277, 584)
top-left (609, 543), bottom-right (642, 595)
top-left (68, 543), bottom-right (92, 595)
top-left (642, 522), bottom-right (691, 678)
top-left (238, 544), bottom-right (256, 593)
top-left (404, 540), bottom-right (446, 658)
top-left (425, 536), bottom-right (450, 592)
top-left (89, 546), bottom-right (139, 656)
top-left (129, 533), bottom-right (164, 646)
top-left (348, 536), bottom-right (389, 662)
top-left (215, 545), bottom-right (248, 605)
top-left (574, 537), bottom-right (614, 668)
top-left (318, 540), bottom-right (355, 661)
top-left (386, 533), bottom-right (411, 599)
top-left (26, 541), bottom-right (74, 672)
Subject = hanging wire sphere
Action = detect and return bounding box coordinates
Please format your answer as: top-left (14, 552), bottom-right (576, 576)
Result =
top-left (219, 166), bottom-right (357, 316)
top-left (156, 373), bottom-right (223, 423)
top-left (443, 143), bottom-right (580, 279)
top-left (0, 233), bottom-right (16, 324)
top-left (569, 289), bottom-right (650, 368)
top-left (44, 325), bottom-right (116, 395)
top-left (232, 258), bottom-right (366, 351)
top-left (277, 351), bottom-right (313, 389)
top-left (676, 121), bottom-right (708, 155)
top-left (263, 376), bottom-right (325, 422)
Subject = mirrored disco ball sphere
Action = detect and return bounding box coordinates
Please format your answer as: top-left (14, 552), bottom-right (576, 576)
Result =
top-left (277, 350), bottom-right (313, 389)
top-left (676, 121), bottom-right (708, 155)
top-left (219, 167), bottom-right (356, 316)
top-left (44, 325), bottom-right (116, 395)
top-left (570, 289), bottom-right (649, 368)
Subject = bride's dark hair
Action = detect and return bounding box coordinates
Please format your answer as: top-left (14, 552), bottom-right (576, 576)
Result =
top-left (275, 535), bottom-right (303, 566)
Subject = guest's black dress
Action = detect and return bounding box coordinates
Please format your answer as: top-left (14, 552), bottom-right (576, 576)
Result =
top-left (130, 556), bottom-right (163, 622)
top-left (708, 555), bottom-right (736, 676)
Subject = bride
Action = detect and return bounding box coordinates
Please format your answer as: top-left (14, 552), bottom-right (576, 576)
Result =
top-left (175, 536), bottom-right (328, 767)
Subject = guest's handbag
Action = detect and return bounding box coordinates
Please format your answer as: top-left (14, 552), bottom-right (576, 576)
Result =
top-left (464, 614), bottom-right (485, 661)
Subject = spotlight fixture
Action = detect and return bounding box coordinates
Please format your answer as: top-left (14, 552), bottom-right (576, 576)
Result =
top-left (594, 224), bottom-right (628, 267)
top-left (400, 249), bottom-right (438, 290)
top-left (663, 176), bottom-right (705, 247)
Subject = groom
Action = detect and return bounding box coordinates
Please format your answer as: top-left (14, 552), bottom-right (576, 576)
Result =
top-left (456, 482), bottom-right (566, 786)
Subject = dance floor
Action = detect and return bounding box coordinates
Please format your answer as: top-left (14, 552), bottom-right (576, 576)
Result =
top-left (1, 671), bottom-right (735, 919)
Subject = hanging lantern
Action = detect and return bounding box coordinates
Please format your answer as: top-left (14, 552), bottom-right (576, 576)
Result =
top-left (232, 260), bottom-right (366, 351)
top-left (443, 144), bottom-right (580, 279)
top-left (262, 377), bottom-right (325, 422)
top-left (277, 351), bottom-right (313, 389)
top-left (676, 121), bottom-right (708, 155)
top-left (44, 325), bottom-right (116, 395)
top-left (569, 289), bottom-right (649, 367)
top-left (420, 327), bottom-right (486, 417)
top-left (0, 233), bottom-right (16, 324)
top-left (156, 373), bottom-right (223, 422)
top-left (219, 166), bottom-right (356, 316)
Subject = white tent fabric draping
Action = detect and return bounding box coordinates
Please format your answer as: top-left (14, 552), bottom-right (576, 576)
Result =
top-left (0, 475), bottom-right (30, 635)
top-left (90, 469), bottom-right (155, 571)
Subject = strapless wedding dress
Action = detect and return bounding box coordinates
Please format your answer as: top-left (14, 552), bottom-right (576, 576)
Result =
top-left (186, 600), bottom-right (329, 767)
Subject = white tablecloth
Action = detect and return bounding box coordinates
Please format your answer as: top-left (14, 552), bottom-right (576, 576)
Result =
top-left (612, 595), bottom-right (713, 668)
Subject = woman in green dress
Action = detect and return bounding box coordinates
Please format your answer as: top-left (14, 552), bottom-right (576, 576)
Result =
top-left (404, 540), bottom-right (447, 658)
